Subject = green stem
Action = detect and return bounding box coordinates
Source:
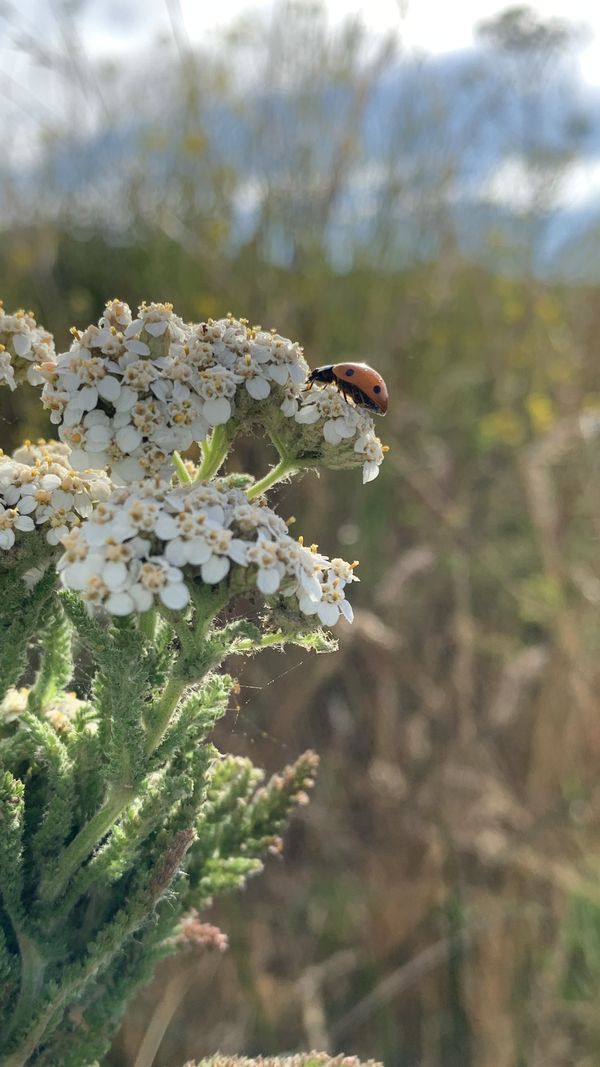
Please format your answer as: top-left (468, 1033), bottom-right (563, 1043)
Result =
top-left (195, 424), bottom-right (233, 481)
top-left (144, 675), bottom-right (188, 755)
top-left (0, 999), bottom-right (60, 1067)
top-left (247, 458), bottom-right (297, 500)
top-left (2, 933), bottom-right (46, 1055)
top-left (40, 647), bottom-right (205, 906)
top-left (234, 630), bottom-right (287, 652)
top-left (139, 609), bottom-right (157, 642)
top-left (37, 591), bottom-right (228, 908)
top-left (38, 786), bottom-right (136, 905)
top-left (172, 451), bottom-right (192, 485)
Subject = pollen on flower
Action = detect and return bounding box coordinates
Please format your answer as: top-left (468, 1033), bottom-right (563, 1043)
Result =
top-left (39, 300), bottom-right (312, 482)
top-left (57, 478), bottom-right (357, 627)
top-left (0, 444), bottom-right (111, 551)
top-left (0, 303), bottom-right (57, 391)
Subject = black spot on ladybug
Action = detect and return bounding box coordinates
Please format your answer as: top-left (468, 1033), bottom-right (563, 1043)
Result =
top-left (373, 385), bottom-right (381, 393)
top-left (345, 368), bottom-right (355, 376)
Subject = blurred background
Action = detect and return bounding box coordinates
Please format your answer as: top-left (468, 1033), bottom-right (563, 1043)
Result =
top-left (3, 0), bottom-right (600, 1063)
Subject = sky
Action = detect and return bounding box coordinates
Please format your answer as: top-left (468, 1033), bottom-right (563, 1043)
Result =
top-left (4, 0), bottom-right (600, 72)
top-left (3, 0), bottom-right (600, 222)
top-left (2, 0), bottom-right (600, 170)
top-left (3, 0), bottom-right (600, 87)
top-left (82, 0), bottom-right (600, 86)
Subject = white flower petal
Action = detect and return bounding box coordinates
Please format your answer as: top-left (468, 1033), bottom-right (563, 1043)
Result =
top-left (62, 561), bottom-right (93, 590)
top-left (281, 397), bottom-right (298, 417)
top-left (12, 333), bottom-right (31, 357)
top-left (298, 595), bottom-right (318, 616)
top-left (289, 363), bottom-right (306, 385)
top-left (130, 585), bottom-right (154, 612)
top-left (200, 555), bottom-right (231, 584)
top-left (86, 425), bottom-right (113, 449)
top-left (159, 582), bottom-right (190, 610)
top-left (186, 540), bottom-right (212, 565)
top-left (144, 320), bottom-right (167, 337)
top-left (154, 513), bottom-right (179, 540)
top-left (46, 526), bottom-right (68, 545)
top-left (299, 571), bottom-right (322, 602)
top-left (295, 405), bottom-right (320, 424)
top-left (228, 539), bottom-right (249, 565)
top-left (14, 515), bottom-right (35, 532)
top-left (202, 397), bottom-right (232, 426)
top-left (16, 497), bottom-right (37, 515)
top-left (362, 462), bottom-right (379, 484)
top-left (78, 386), bottom-right (99, 411)
top-left (246, 376), bottom-right (270, 400)
top-left (106, 592), bottom-right (135, 615)
top-left (126, 338), bottom-right (151, 355)
top-left (323, 420), bottom-right (342, 446)
top-left (103, 561), bottom-right (128, 590)
top-left (0, 529), bottom-right (15, 549)
top-left (256, 567), bottom-right (281, 595)
top-left (115, 426), bottom-right (143, 454)
top-left (113, 386), bottom-right (138, 413)
top-left (267, 364), bottom-right (289, 385)
top-left (317, 601), bottom-right (340, 626)
top-left (165, 539), bottom-right (189, 566)
top-left (112, 456), bottom-right (146, 482)
top-left (97, 375), bottom-right (122, 402)
top-left (84, 410), bottom-right (111, 428)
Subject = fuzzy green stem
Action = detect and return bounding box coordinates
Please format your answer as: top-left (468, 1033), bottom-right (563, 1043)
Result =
top-left (144, 675), bottom-right (188, 755)
top-left (234, 630), bottom-right (287, 651)
top-left (2, 933), bottom-right (46, 1057)
top-left (172, 450), bottom-right (192, 485)
top-left (139, 609), bottom-right (157, 642)
top-left (246, 457), bottom-right (297, 500)
top-left (39, 670), bottom-right (191, 904)
top-left (196, 424), bottom-right (233, 480)
top-left (38, 786), bottom-right (136, 905)
top-left (0, 1000), bottom-right (59, 1067)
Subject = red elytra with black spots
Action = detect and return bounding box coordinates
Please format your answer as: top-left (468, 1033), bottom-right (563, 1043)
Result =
top-left (307, 362), bottom-right (388, 415)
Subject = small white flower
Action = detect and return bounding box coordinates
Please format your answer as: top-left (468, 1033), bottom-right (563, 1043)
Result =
top-left (57, 478), bottom-right (356, 628)
top-left (0, 447), bottom-right (111, 552)
top-left (298, 577), bottom-right (354, 625)
top-left (235, 353), bottom-right (271, 400)
top-left (135, 558), bottom-right (189, 610)
top-left (0, 501), bottom-right (34, 549)
top-left (354, 432), bottom-right (384, 483)
top-left (245, 538), bottom-right (284, 594)
top-left (0, 350), bottom-right (16, 391)
top-left (0, 304), bottom-right (57, 389)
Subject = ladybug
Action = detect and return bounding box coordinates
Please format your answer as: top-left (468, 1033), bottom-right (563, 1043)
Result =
top-left (307, 362), bottom-right (388, 415)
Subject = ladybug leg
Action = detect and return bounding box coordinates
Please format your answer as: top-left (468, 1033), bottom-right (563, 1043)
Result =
top-left (338, 380), bottom-right (359, 407)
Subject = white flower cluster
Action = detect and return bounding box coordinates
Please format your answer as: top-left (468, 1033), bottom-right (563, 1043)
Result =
top-left (0, 442), bottom-right (111, 550)
top-left (40, 301), bottom-right (309, 482)
top-left (58, 479), bottom-right (358, 624)
top-left (0, 303), bottom-right (56, 390)
top-left (38, 298), bottom-right (387, 484)
top-left (295, 384), bottom-right (386, 483)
